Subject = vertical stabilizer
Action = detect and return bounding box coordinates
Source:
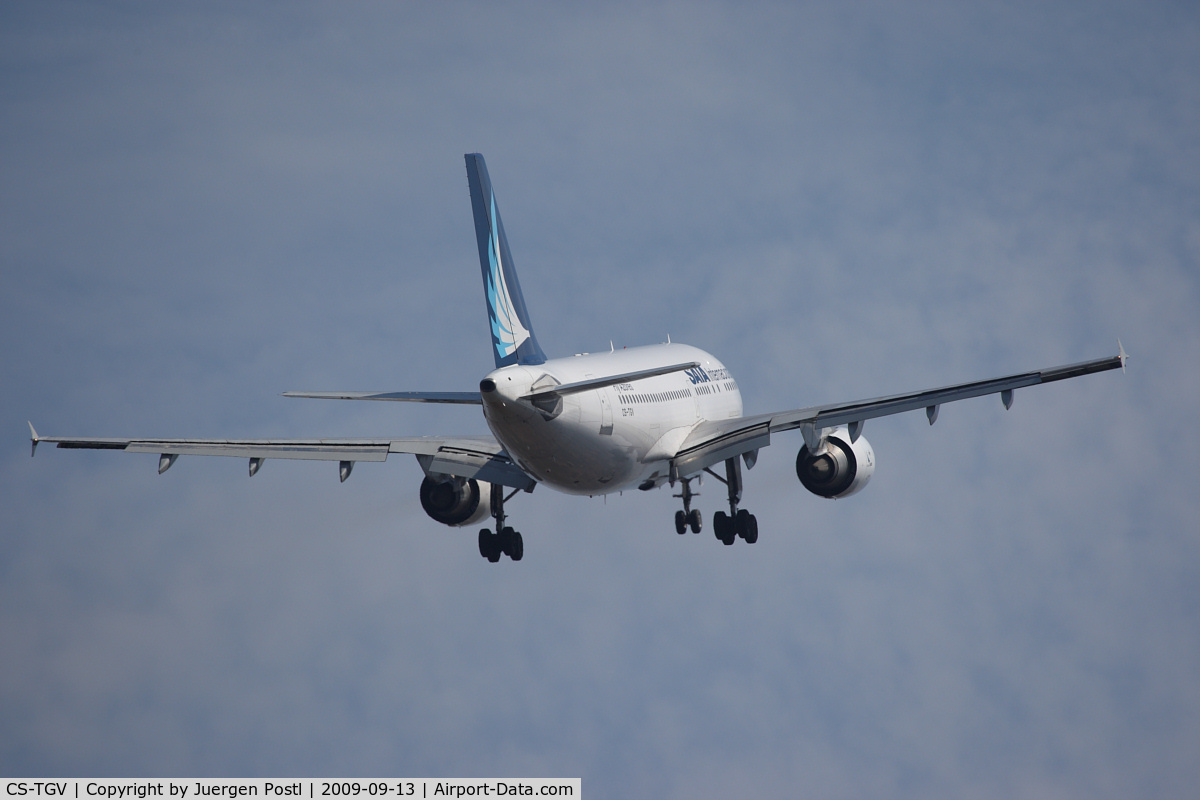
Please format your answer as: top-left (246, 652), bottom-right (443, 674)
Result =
top-left (465, 153), bottom-right (547, 368)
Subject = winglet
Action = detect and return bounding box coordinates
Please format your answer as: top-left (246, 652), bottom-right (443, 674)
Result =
top-left (28, 421), bottom-right (39, 457)
top-left (1118, 339), bottom-right (1128, 374)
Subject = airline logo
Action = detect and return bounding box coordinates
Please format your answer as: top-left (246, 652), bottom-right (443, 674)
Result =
top-left (485, 193), bottom-right (531, 362)
top-left (686, 366), bottom-right (732, 384)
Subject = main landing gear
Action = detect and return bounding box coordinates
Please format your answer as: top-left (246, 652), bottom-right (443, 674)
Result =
top-left (706, 457), bottom-right (758, 545)
top-left (478, 483), bottom-right (524, 562)
top-left (671, 457), bottom-right (758, 545)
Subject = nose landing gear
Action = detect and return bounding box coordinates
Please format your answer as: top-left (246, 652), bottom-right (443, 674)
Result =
top-left (478, 483), bottom-right (524, 562)
top-left (673, 477), bottom-right (703, 534)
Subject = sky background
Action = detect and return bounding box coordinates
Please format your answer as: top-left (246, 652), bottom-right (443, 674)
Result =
top-left (2, 2), bottom-right (1198, 797)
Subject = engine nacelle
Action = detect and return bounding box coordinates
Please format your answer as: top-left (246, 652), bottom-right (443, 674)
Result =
top-left (795, 431), bottom-right (875, 499)
top-left (419, 475), bottom-right (492, 527)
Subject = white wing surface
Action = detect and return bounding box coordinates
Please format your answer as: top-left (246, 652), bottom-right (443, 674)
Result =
top-left (671, 349), bottom-right (1126, 478)
top-left (29, 428), bottom-right (534, 490)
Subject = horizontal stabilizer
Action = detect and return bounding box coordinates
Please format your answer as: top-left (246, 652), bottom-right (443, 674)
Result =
top-left (523, 361), bottom-right (701, 403)
top-left (283, 391), bottom-right (482, 404)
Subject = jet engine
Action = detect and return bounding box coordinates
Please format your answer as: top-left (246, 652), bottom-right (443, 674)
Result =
top-left (419, 475), bottom-right (492, 526)
top-left (795, 431), bottom-right (875, 499)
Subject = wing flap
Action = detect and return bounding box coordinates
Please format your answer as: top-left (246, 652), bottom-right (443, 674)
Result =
top-left (53, 439), bottom-right (128, 450)
top-left (124, 441), bottom-right (391, 462)
top-left (672, 422), bottom-right (770, 477)
top-left (41, 436), bottom-right (394, 462)
top-left (390, 436), bottom-right (535, 491)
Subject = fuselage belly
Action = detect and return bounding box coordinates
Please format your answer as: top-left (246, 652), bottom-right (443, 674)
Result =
top-left (480, 343), bottom-right (742, 495)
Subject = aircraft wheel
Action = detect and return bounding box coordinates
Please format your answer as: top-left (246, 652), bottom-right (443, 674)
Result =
top-left (735, 509), bottom-right (752, 541)
top-left (480, 529), bottom-right (502, 563)
top-left (675, 510), bottom-right (687, 535)
top-left (510, 531), bottom-right (524, 561)
top-left (743, 513), bottom-right (758, 544)
top-left (688, 508), bottom-right (702, 534)
top-left (479, 528), bottom-right (493, 559)
top-left (713, 512), bottom-right (735, 546)
top-left (500, 526), bottom-right (516, 557)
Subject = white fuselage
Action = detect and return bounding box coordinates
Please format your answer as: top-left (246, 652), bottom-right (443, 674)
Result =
top-left (480, 343), bottom-right (742, 495)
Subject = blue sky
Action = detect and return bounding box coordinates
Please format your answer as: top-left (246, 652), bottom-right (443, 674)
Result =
top-left (2, 3), bottom-right (1198, 797)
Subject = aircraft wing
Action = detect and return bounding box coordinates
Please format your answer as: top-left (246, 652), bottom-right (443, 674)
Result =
top-left (29, 427), bottom-right (535, 490)
top-left (671, 347), bottom-right (1127, 478)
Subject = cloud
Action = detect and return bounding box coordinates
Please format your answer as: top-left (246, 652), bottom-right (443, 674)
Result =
top-left (2, 2), bottom-right (1198, 798)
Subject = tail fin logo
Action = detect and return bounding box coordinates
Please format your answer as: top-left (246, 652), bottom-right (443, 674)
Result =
top-left (466, 153), bottom-right (545, 368)
top-left (485, 193), bottom-right (532, 361)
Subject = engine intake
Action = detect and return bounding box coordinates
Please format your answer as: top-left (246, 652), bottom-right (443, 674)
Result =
top-left (419, 475), bottom-right (491, 527)
top-left (796, 432), bottom-right (875, 499)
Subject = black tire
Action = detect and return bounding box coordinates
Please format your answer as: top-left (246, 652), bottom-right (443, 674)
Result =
top-left (500, 526), bottom-right (516, 557)
top-left (745, 513), bottom-right (759, 544)
top-left (478, 528), bottom-right (492, 559)
top-left (688, 508), bottom-right (702, 534)
top-left (714, 511), bottom-right (735, 545)
top-left (675, 510), bottom-right (687, 535)
top-left (510, 531), bottom-right (524, 561)
top-left (736, 509), bottom-right (752, 541)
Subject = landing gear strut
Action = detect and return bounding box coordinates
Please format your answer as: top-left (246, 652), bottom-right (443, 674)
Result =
top-left (673, 476), bottom-right (702, 534)
top-left (705, 457), bottom-right (758, 545)
top-left (478, 483), bottom-right (524, 562)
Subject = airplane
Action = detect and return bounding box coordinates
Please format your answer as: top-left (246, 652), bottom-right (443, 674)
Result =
top-left (30, 153), bottom-right (1128, 562)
